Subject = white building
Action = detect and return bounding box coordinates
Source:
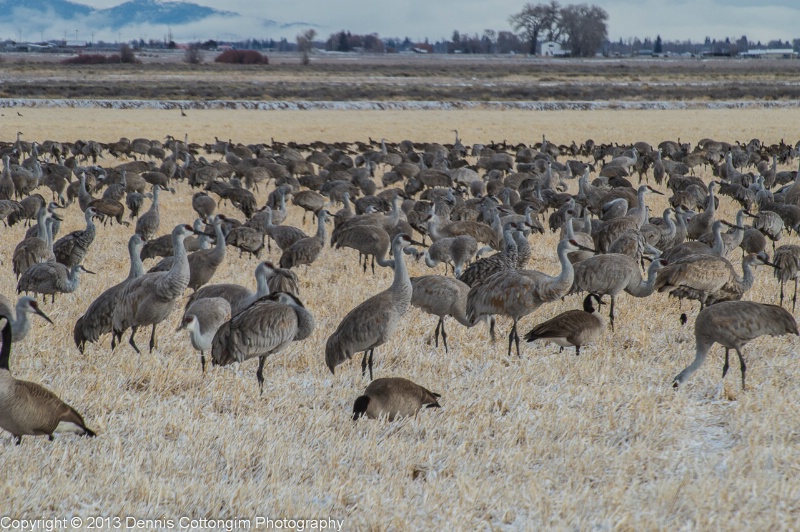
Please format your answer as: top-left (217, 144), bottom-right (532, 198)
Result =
top-left (541, 41), bottom-right (568, 57)
top-left (739, 48), bottom-right (797, 59)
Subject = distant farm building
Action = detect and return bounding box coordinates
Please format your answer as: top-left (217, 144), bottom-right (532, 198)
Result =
top-left (541, 41), bottom-right (567, 57)
top-left (739, 48), bottom-right (797, 59)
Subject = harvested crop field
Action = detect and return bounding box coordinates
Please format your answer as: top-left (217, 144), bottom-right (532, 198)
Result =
top-left (1, 105), bottom-right (800, 530)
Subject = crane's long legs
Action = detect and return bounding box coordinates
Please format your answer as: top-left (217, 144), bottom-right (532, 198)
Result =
top-left (148, 323), bottom-right (157, 353)
top-left (722, 348), bottom-right (730, 379)
top-left (433, 318), bottom-right (441, 348)
top-left (736, 348), bottom-right (747, 391)
top-left (257, 355), bottom-right (266, 395)
top-left (128, 326), bottom-right (140, 354)
top-left (440, 317), bottom-right (448, 353)
top-left (507, 319), bottom-right (521, 357)
top-left (361, 348), bottom-right (375, 380)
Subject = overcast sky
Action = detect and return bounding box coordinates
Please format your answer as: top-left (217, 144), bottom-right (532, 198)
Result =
top-left (12, 0), bottom-right (800, 44)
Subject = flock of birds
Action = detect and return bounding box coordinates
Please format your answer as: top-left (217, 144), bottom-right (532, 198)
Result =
top-left (1, 130), bottom-right (800, 444)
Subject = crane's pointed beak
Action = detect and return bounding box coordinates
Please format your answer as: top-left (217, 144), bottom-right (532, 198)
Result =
top-left (34, 307), bottom-right (54, 324)
top-left (576, 243), bottom-right (596, 253)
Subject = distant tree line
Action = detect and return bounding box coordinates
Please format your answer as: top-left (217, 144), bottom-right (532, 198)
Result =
top-left (76, 0), bottom-right (800, 63)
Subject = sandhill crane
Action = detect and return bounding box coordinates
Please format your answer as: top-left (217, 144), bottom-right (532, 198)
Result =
top-left (192, 191), bottom-right (216, 219)
top-left (333, 191), bottom-right (354, 229)
top-left (571, 255), bottom-right (666, 330)
top-left (410, 275), bottom-right (474, 352)
top-left (457, 222), bottom-right (518, 288)
top-left (212, 292), bottom-right (314, 393)
top-left (687, 181), bottom-right (717, 240)
top-left (326, 234), bottom-right (414, 380)
top-left (183, 215), bottom-right (227, 292)
top-left (592, 185), bottom-right (663, 253)
top-left (662, 220), bottom-right (728, 263)
top-left (76, 172), bottom-right (95, 213)
top-left (12, 208), bottom-right (54, 279)
top-left (225, 224), bottom-right (264, 258)
top-left (17, 263), bottom-right (94, 304)
top-left (524, 294), bottom-right (605, 355)
top-left (73, 234), bottom-right (145, 354)
top-left (561, 216), bottom-right (595, 264)
top-left (279, 210), bottom-right (330, 269)
top-left (352, 377), bottom-right (441, 421)
top-left (773, 245), bottom-right (800, 310)
top-left (112, 224), bottom-right (201, 354)
top-left (673, 301), bottom-right (798, 390)
top-left (179, 297), bottom-right (232, 372)
top-left (697, 209), bottom-right (746, 256)
top-left (135, 184), bottom-right (164, 240)
top-left (655, 252), bottom-right (772, 310)
top-left (0, 296), bottom-right (52, 343)
top-left (194, 260), bottom-right (298, 309)
top-left (292, 190), bottom-right (326, 224)
top-left (262, 207), bottom-right (307, 253)
top-left (53, 207), bottom-right (97, 268)
top-left (332, 223), bottom-right (394, 274)
top-left (466, 238), bottom-right (594, 357)
top-left (426, 211), bottom-right (499, 249)
top-left (0, 316), bottom-right (95, 445)
top-left (640, 208), bottom-right (676, 250)
top-left (749, 210), bottom-right (783, 252)
top-left (410, 234), bottom-right (479, 277)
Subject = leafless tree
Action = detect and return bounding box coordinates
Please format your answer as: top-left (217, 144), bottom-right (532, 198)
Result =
top-left (559, 3), bottom-right (608, 57)
top-left (508, 1), bottom-right (561, 55)
top-left (184, 44), bottom-right (203, 65)
top-left (296, 29), bottom-right (317, 66)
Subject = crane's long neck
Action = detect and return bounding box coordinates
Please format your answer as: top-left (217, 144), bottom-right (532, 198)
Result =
top-left (0, 319), bottom-right (11, 370)
top-left (730, 211), bottom-right (745, 247)
top-left (315, 214), bottom-right (327, 240)
top-left (390, 239), bottom-right (412, 307)
top-left (662, 211), bottom-right (676, 239)
top-left (673, 211), bottom-right (687, 245)
top-left (738, 256), bottom-right (759, 293)
top-left (565, 217), bottom-right (576, 240)
top-left (422, 250), bottom-right (438, 269)
top-left (84, 209), bottom-right (96, 233)
top-left (128, 243), bottom-right (144, 280)
top-left (710, 225), bottom-right (725, 256)
top-left (11, 300), bottom-right (29, 341)
top-left (162, 232), bottom-right (190, 298)
top-left (635, 190), bottom-right (648, 227)
top-left (628, 262), bottom-right (661, 297)
top-left (514, 232), bottom-right (531, 266)
top-left (151, 187), bottom-right (160, 211)
top-left (278, 191), bottom-right (286, 213)
top-left (549, 242), bottom-right (576, 297)
top-left (35, 208), bottom-right (48, 240)
top-left (254, 267), bottom-right (271, 298)
top-left (210, 222), bottom-right (226, 260)
top-left (706, 185), bottom-right (716, 216)
top-left (44, 217), bottom-right (54, 251)
top-left (502, 226), bottom-right (518, 254)
top-left (65, 266), bottom-right (83, 292)
top-left (427, 216), bottom-right (443, 241)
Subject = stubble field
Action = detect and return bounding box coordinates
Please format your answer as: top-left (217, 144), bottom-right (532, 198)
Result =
top-left (1, 107), bottom-right (800, 530)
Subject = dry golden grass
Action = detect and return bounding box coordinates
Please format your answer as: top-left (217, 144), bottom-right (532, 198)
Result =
top-left (1, 109), bottom-right (800, 529)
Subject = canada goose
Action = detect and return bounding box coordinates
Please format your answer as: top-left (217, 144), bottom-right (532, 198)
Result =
top-left (524, 294), bottom-right (605, 355)
top-left (352, 377), bottom-right (441, 421)
top-left (0, 317), bottom-right (95, 444)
